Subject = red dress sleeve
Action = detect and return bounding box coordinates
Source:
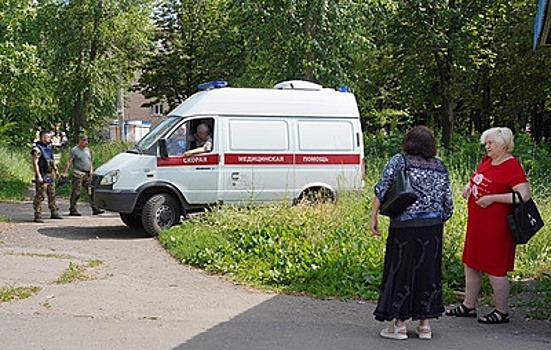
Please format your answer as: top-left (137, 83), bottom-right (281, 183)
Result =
top-left (505, 157), bottom-right (528, 188)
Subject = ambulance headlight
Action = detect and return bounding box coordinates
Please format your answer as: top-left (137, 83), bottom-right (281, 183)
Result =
top-left (100, 170), bottom-right (120, 185)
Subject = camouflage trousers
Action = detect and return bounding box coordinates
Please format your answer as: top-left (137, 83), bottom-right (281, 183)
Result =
top-left (70, 171), bottom-right (98, 213)
top-left (33, 173), bottom-right (58, 218)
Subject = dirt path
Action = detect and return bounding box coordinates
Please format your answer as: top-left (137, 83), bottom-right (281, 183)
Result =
top-left (0, 200), bottom-right (273, 349)
top-left (0, 200), bottom-right (550, 350)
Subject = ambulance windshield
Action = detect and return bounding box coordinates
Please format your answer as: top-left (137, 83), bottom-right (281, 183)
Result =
top-left (134, 116), bottom-right (181, 151)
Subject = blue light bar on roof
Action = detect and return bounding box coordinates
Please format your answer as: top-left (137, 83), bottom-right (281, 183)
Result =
top-left (339, 85), bottom-right (350, 93)
top-left (197, 80), bottom-right (228, 91)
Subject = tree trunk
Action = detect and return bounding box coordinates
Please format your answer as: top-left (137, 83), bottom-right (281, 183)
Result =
top-left (434, 50), bottom-right (455, 148)
top-left (72, 94), bottom-right (85, 141)
top-left (531, 101), bottom-right (545, 143)
top-left (72, 0), bottom-right (102, 139)
top-left (303, 0), bottom-right (318, 82)
top-left (480, 65), bottom-right (491, 133)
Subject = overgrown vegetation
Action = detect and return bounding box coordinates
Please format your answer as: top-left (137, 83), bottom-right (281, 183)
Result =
top-left (511, 275), bottom-right (551, 320)
top-left (0, 133), bottom-right (549, 319)
top-left (159, 132), bottom-right (551, 319)
top-left (0, 285), bottom-right (41, 303)
top-left (0, 146), bottom-right (33, 201)
top-left (0, 142), bottom-right (129, 200)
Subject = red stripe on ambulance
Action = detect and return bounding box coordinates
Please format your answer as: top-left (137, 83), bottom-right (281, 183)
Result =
top-left (225, 153), bottom-right (360, 165)
top-left (158, 153), bottom-right (360, 166)
top-left (295, 154), bottom-right (360, 165)
top-left (225, 154), bottom-right (293, 165)
top-left (157, 154), bottom-right (219, 167)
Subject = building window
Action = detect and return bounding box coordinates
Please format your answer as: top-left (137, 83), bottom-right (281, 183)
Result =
top-left (150, 104), bottom-right (164, 115)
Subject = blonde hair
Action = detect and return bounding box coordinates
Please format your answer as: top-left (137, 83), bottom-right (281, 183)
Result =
top-left (480, 127), bottom-right (514, 152)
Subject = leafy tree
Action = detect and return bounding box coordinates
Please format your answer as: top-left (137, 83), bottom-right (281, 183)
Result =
top-left (139, 0), bottom-right (237, 110)
top-left (370, 1), bottom-right (551, 145)
top-left (483, 1), bottom-right (551, 141)
top-left (0, 1), bottom-right (54, 146)
top-left (377, 0), bottom-right (491, 147)
top-left (229, 0), bottom-right (376, 89)
top-left (139, 0), bottom-right (387, 129)
top-left (36, 0), bottom-right (155, 142)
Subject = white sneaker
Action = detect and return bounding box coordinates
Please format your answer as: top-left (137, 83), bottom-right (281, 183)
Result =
top-left (380, 324), bottom-right (408, 340)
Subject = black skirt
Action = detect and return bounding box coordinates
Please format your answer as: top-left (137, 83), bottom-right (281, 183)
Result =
top-left (374, 223), bottom-right (444, 322)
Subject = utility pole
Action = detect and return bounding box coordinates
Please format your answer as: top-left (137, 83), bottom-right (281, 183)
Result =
top-left (117, 87), bottom-right (125, 142)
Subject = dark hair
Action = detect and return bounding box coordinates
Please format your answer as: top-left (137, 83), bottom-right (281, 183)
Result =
top-left (402, 126), bottom-right (437, 158)
top-left (39, 130), bottom-right (50, 138)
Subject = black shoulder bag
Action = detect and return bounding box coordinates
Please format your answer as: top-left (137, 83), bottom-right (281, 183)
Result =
top-left (507, 191), bottom-right (544, 244)
top-left (379, 154), bottom-right (418, 218)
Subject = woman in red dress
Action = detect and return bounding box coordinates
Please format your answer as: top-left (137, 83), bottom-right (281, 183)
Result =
top-left (446, 127), bottom-right (531, 324)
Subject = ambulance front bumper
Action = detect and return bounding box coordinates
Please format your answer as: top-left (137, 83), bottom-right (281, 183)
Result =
top-left (93, 189), bottom-right (138, 213)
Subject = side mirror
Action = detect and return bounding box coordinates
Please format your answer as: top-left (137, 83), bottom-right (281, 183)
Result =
top-left (158, 138), bottom-right (168, 158)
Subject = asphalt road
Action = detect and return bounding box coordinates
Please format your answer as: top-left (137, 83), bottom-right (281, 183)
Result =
top-left (0, 200), bottom-right (550, 350)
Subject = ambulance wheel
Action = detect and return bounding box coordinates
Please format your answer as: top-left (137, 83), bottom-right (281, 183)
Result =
top-left (297, 187), bottom-right (334, 204)
top-left (142, 194), bottom-right (181, 236)
top-left (120, 213), bottom-right (143, 228)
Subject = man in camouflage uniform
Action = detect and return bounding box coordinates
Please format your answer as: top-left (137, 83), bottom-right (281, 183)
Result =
top-left (32, 130), bottom-right (63, 223)
top-left (62, 134), bottom-right (103, 216)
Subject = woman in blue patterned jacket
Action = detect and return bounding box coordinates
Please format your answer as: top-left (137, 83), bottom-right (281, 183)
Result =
top-left (370, 126), bottom-right (454, 341)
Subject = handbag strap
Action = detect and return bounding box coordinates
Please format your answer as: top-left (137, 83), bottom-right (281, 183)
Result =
top-left (400, 153), bottom-right (409, 171)
top-left (511, 191), bottom-right (524, 206)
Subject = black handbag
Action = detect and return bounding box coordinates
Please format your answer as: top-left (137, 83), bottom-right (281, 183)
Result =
top-left (379, 154), bottom-right (418, 217)
top-left (507, 191), bottom-right (544, 244)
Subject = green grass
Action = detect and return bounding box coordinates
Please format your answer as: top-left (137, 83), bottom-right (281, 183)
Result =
top-left (53, 260), bottom-right (102, 284)
top-left (158, 132), bottom-right (551, 319)
top-left (511, 275), bottom-right (551, 320)
top-left (161, 195), bottom-right (384, 299)
top-left (0, 133), bottom-right (549, 318)
top-left (88, 259), bottom-right (103, 268)
top-left (4, 251), bottom-right (76, 259)
top-left (54, 262), bottom-right (91, 284)
top-left (0, 142), bottom-right (130, 200)
top-left (0, 146), bottom-right (33, 201)
top-left (0, 284), bottom-right (41, 303)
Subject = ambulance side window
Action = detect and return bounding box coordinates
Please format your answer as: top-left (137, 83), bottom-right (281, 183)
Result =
top-left (297, 121), bottom-right (354, 151)
top-left (188, 119), bottom-right (214, 153)
top-left (228, 119), bottom-right (288, 151)
top-left (167, 122), bottom-right (189, 156)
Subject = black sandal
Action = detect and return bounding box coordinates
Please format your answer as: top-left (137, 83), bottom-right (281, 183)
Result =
top-left (445, 302), bottom-right (477, 317)
top-left (478, 309), bottom-right (510, 324)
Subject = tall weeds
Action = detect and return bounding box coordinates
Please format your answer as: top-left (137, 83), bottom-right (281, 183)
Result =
top-left (160, 131), bottom-right (550, 305)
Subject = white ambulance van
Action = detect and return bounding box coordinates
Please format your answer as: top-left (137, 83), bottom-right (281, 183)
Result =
top-left (92, 80), bottom-right (364, 235)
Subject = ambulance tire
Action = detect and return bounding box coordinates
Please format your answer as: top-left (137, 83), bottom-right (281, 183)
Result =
top-left (142, 193), bottom-right (181, 236)
top-left (120, 213), bottom-right (143, 228)
top-left (297, 187), bottom-right (334, 204)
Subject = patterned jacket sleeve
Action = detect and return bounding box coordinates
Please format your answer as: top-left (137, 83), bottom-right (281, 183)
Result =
top-left (374, 153), bottom-right (403, 202)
